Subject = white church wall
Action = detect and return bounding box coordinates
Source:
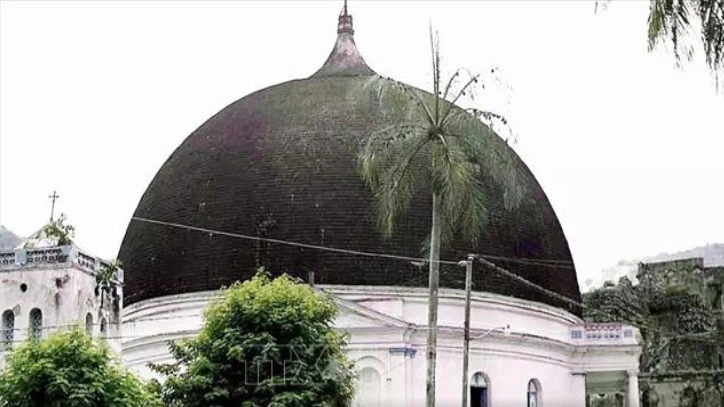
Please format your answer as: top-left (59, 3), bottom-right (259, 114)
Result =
top-left (122, 285), bottom-right (640, 407)
top-left (404, 334), bottom-right (589, 407)
top-left (334, 286), bottom-right (579, 344)
top-left (0, 266), bottom-right (97, 342)
top-left (0, 246), bottom-right (122, 368)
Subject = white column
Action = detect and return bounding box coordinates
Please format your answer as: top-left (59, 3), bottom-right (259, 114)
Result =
top-left (571, 372), bottom-right (587, 406)
top-left (626, 370), bottom-right (640, 407)
top-left (405, 350), bottom-right (414, 407)
top-left (387, 350), bottom-right (406, 407)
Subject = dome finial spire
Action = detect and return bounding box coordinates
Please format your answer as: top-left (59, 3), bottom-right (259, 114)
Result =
top-left (311, 0), bottom-right (375, 77)
top-left (338, 0), bottom-right (353, 35)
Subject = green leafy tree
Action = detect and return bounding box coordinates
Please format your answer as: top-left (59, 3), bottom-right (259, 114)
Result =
top-left (152, 272), bottom-right (355, 407)
top-left (0, 328), bottom-right (159, 407)
top-left (359, 27), bottom-right (521, 407)
top-left (584, 276), bottom-right (649, 335)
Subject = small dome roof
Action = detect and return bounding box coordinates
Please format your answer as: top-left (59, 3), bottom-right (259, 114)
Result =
top-left (118, 7), bottom-right (581, 315)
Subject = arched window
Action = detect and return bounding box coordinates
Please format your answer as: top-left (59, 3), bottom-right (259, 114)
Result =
top-left (85, 313), bottom-right (93, 335)
top-left (29, 308), bottom-right (42, 340)
top-left (354, 367), bottom-right (381, 407)
top-left (528, 379), bottom-right (541, 407)
top-left (470, 372), bottom-right (490, 407)
top-left (2, 310), bottom-right (14, 349)
top-left (100, 317), bottom-right (107, 338)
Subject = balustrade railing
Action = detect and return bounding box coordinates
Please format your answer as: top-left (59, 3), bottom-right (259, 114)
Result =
top-left (0, 246), bottom-right (121, 282)
top-left (570, 322), bottom-right (637, 343)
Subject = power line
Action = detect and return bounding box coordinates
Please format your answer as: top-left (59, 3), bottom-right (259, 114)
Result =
top-left (0, 218), bottom-right (634, 343)
top-left (132, 216), bottom-right (460, 266)
top-left (477, 254), bottom-right (575, 269)
top-left (473, 256), bottom-right (596, 315)
top-left (131, 216), bottom-right (574, 269)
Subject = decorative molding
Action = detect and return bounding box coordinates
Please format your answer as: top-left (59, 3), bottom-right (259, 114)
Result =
top-left (0, 246), bottom-right (121, 283)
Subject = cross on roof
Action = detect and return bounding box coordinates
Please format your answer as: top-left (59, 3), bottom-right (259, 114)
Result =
top-left (49, 190), bottom-right (60, 222)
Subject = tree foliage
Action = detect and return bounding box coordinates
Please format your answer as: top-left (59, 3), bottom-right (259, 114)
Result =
top-left (583, 276), bottom-right (650, 336)
top-left (359, 29), bottom-right (521, 250)
top-left (358, 27), bottom-right (521, 407)
top-left (42, 213), bottom-right (75, 246)
top-left (583, 273), bottom-right (724, 405)
top-left (599, 0), bottom-right (724, 85)
top-left (0, 328), bottom-right (159, 407)
top-left (95, 260), bottom-right (122, 312)
top-left (152, 272), bottom-right (355, 407)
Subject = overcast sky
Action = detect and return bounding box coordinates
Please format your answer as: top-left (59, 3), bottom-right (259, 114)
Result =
top-left (1, 0), bottom-right (723, 288)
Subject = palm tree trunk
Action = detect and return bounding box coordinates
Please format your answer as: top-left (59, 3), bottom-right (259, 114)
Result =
top-left (426, 192), bottom-right (442, 407)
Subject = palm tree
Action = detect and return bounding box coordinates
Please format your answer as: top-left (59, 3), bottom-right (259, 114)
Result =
top-left (95, 260), bottom-right (121, 311)
top-left (649, 0), bottom-right (723, 76)
top-left (599, 0), bottom-right (724, 85)
top-left (359, 28), bottom-right (521, 407)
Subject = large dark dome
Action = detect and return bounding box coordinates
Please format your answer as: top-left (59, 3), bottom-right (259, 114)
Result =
top-left (118, 9), bottom-right (581, 315)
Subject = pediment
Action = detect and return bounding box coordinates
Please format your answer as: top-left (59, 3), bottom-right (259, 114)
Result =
top-left (331, 295), bottom-right (411, 330)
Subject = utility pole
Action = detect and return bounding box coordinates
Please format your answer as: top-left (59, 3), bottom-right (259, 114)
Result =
top-left (461, 254), bottom-right (474, 407)
top-left (308, 270), bottom-right (315, 288)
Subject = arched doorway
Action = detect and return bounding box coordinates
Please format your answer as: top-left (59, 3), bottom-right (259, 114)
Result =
top-left (527, 379), bottom-right (541, 407)
top-left (354, 367), bottom-right (381, 407)
top-left (471, 372), bottom-right (490, 407)
top-left (85, 313), bottom-right (93, 335)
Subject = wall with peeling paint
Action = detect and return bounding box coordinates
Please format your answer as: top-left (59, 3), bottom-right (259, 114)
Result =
top-left (0, 245), bottom-right (122, 368)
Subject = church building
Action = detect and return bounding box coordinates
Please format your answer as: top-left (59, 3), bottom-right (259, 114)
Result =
top-left (1, 5), bottom-right (642, 407)
top-left (0, 221), bottom-right (123, 371)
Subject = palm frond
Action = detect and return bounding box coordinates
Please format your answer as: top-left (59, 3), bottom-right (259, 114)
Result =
top-left (360, 24), bottom-right (525, 252)
top-left (465, 108), bottom-right (516, 144)
top-left (439, 74), bottom-right (480, 127)
top-left (378, 77), bottom-right (437, 127)
top-left (601, 0), bottom-right (723, 87)
top-left (405, 87), bottom-right (437, 127)
top-left (359, 127), bottom-right (430, 236)
top-left (442, 69), bottom-right (461, 102)
top-left (648, 0), bottom-right (694, 64)
top-left (445, 112), bottom-right (524, 211)
top-left (431, 136), bottom-right (487, 245)
top-left (648, 0), bottom-right (669, 50)
top-left (697, 0), bottom-right (724, 79)
top-left (430, 24), bottom-right (441, 122)
top-left (366, 76), bottom-right (435, 125)
top-left (365, 123), bottom-right (429, 155)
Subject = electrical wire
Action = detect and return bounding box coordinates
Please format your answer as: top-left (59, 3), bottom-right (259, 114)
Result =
top-left (132, 216), bottom-right (461, 266)
top-left (0, 217), bottom-right (663, 348)
top-left (131, 217), bottom-right (575, 269)
top-left (473, 256), bottom-right (587, 310)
